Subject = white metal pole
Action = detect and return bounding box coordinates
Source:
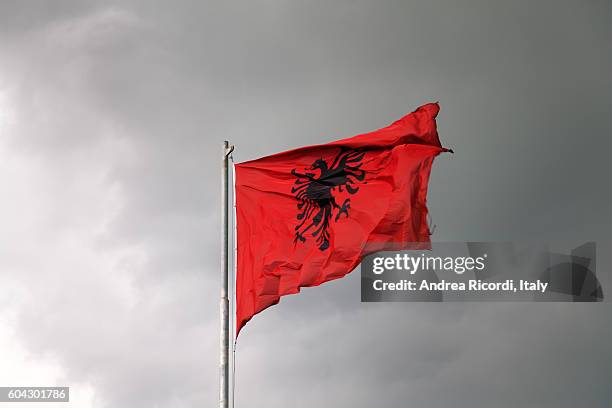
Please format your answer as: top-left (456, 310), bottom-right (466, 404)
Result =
top-left (220, 141), bottom-right (232, 408)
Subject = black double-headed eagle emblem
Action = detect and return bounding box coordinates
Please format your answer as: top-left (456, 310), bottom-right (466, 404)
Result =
top-left (291, 148), bottom-right (366, 251)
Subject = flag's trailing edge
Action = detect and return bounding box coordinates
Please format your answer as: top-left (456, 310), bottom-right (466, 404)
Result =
top-left (234, 103), bottom-right (450, 336)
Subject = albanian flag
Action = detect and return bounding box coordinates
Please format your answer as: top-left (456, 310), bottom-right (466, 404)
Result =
top-left (235, 103), bottom-right (450, 335)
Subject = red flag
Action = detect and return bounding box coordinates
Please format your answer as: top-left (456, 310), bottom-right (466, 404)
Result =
top-left (235, 103), bottom-right (449, 335)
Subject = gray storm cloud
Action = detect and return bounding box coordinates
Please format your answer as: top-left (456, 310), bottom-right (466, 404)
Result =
top-left (0, 1), bottom-right (610, 407)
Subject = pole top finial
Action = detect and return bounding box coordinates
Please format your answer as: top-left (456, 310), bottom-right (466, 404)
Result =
top-left (224, 141), bottom-right (234, 158)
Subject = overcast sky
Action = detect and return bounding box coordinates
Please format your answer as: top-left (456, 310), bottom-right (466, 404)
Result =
top-left (0, 1), bottom-right (611, 407)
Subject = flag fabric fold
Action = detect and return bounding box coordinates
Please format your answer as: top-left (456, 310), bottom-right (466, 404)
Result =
top-left (234, 102), bottom-right (449, 335)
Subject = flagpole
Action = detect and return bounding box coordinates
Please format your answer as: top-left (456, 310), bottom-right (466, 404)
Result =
top-left (220, 140), bottom-right (233, 408)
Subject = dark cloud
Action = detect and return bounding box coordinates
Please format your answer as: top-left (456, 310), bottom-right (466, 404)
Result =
top-left (0, 0), bottom-right (610, 407)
